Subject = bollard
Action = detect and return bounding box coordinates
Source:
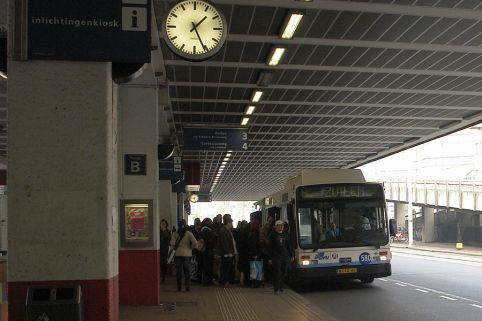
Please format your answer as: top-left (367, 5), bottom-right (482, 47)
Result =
top-left (456, 242), bottom-right (463, 250)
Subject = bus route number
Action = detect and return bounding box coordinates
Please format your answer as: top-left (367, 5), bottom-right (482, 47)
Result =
top-left (359, 252), bottom-right (372, 265)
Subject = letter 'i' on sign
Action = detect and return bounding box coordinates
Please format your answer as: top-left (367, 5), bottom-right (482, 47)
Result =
top-left (122, 0), bottom-right (148, 31)
top-left (125, 154), bottom-right (146, 175)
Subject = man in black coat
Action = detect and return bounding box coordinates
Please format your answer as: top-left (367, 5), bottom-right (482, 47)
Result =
top-left (269, 220), bottom-right (294, 294)
top-left (200, 218), bottom-right (215, 285)
top-left (216, 214), bottom-right (236, 287)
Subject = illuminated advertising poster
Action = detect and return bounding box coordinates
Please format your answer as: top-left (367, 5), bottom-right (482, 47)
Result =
top-left (125, 204), bottom-right (148, 241)
top-left (120, 199), bottom-right (153, 247)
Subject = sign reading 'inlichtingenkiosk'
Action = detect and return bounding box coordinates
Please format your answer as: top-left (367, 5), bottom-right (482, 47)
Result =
top-left (27, 0), bottom-right (151, 62)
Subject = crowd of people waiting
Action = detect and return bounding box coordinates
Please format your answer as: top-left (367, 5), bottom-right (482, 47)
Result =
top-left (159, 214), bottom-right (294, 294)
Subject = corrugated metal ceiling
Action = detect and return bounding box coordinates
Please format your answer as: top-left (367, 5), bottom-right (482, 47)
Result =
top-left (153, 0), bottom-right (482, 201)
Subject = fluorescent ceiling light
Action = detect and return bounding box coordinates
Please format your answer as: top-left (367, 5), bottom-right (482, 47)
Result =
top-left (220, 165), bottom-right (226, 169)
top-left (281, 12), bottom-right (304, 39)
top-left (0, 72), bottom-right (7, 79)
top-left (223, 157), bottom-right (229, 161)
top-left (218, 168), bottom-right (224, 172)
top-left (245, 106), bottom-right (256, 115)
top-left (267, 47), bottom-right (286, 66)
top-left (241, 117), bottom-right (250, 126)
top-left (225, 153), bottom-right (232, 157)
top-left (222, 161), bottom-right (227, 165)
top-left (251, 91), bottom-right (263, 103)
top-left (227, 150), bottom-right (233, 153)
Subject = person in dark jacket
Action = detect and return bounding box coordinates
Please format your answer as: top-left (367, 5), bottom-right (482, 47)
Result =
top-left (159, 219), bottom-right (171, 284)
top-left (200, 218), bottom-right (215, 285)
top-left (269, 220), bottom-right (294, 294)
top-left (236, 221), bottom-right (250, 286)
top-left (247, 220), bottom-right (263, 287)
top-left (216, 214), bottom-right (236, 287)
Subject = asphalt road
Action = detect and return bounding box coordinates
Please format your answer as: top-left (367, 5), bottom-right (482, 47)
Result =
top-left (298, 249), bottom-right (482, 321)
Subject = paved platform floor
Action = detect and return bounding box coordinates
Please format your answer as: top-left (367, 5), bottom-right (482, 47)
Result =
top-left (121, 242), bottom-right (482, 321)
top-left (120, 280), bottom-right (337, 321)
top-left (390, 241), bottom-right (482, 256)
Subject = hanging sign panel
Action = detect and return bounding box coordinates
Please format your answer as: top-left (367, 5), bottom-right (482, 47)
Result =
top-left (27, 0), bottom-right (151, 62)
top-left (183, 127), bottom-right (248, 151)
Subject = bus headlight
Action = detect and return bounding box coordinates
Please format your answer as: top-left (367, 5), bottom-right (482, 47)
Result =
top-left (302, 260), bottom-right (310, 266)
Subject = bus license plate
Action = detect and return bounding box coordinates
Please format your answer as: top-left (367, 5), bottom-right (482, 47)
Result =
top-left (337, 268), bottom-right (357, 274)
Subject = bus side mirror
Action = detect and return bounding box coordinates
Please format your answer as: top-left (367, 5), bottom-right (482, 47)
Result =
top-left (389, 219), bottom-right (397, 236)
top-left (287, 202), bottom-right (294, 221)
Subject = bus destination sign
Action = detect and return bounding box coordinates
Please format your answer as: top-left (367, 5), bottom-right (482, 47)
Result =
top-left (299, 184), bottom-right (382, 200)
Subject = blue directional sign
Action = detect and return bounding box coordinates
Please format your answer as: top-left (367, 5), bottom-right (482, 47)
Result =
top-left (159, 155), bottom-right (183, 181)
top-left (183, 127), bottom-right (249, 151)
top-left (27, 0), bottom-right (151, 62)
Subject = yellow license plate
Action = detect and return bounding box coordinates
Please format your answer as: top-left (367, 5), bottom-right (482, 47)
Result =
top-left (336, 268), bottom-right (357, 274)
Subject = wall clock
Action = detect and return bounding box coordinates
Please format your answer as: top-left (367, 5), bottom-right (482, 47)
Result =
top-left (162, 0), bottom-right (228, 61)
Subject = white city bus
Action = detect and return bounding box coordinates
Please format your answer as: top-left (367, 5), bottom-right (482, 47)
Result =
top-left (261, 169), bottom-right (395, 285)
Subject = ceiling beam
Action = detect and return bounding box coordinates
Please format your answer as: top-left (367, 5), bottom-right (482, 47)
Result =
top-left (209, 0), bottom-right (482, 20)
top-left (248, 131), bottom-right (421, 138)
top-left (226, 34), bottom-right (482, 55)
top-left (184, 150), bottom-right (371, 155)
top-left (344, 112), bottom-right (482, 168)
top-left (249, 138), bottom-right (402, 144)
top-left (177, 121), bottom-right (434, 130)
top-left (173, 110), bottom-right (461, 121)
top-left (171, 98), bottom-right (482, 112)
top-left (165, 60), bottom-right (482, 79)
top-left (169, 81), bottom-right (482, 96)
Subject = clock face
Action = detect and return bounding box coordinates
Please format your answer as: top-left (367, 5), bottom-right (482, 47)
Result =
top-left (190, 194), bottom-right (199, 203)
top-left (163, 0), bottom-right (227, 61)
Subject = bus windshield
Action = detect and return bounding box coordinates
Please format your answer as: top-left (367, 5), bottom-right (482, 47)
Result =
top-left (296, 184), bottom-right (389, 249)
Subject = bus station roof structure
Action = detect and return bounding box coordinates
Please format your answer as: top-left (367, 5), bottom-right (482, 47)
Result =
top-left (152, 0), bottom-right (482, 201)
top-left (3, 1), bottom-right (482, 201)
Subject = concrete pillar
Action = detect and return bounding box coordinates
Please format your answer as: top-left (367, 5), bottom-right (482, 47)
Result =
top-left (118, 66), bottom-right (160, 305)
top-left (422, 207), bottom-right (435, 243)
top-left (8, 59), bottom-right (118, 321)
top-left (395, 203), bottom-right (407, 228)
top-left (158, 180), bottom-right (175, 228)
top-left (172, 192), bottom-right (179, 223)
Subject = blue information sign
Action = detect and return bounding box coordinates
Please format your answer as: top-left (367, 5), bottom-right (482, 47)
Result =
top-left (27, 0), bottom-right (151, 62)
top-left (183, 127), bottom-right (248, 151)
top-left (159, 156), bottom-right (183, 181)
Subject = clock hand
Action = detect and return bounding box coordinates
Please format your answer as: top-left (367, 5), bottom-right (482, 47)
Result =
top-left (191, 22), bottom-right (206, 49)
top-left (190, 16), bottom-right (207, 32)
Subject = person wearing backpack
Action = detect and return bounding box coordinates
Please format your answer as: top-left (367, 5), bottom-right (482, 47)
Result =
top-left (170, 221), bottom-right (198, 291)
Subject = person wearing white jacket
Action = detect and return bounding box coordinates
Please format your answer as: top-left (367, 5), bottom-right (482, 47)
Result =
top-left (170, 222), bottom-right (198, 291)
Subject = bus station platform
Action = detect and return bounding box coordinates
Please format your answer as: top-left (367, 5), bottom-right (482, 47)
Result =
top-left (120, 280), bottom-right (336, 321)
top-left (390, 241), bottom-right (482, 257)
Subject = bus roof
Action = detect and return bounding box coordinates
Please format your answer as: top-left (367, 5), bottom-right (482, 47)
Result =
top-left (287, 169), bottom-right (366, 187)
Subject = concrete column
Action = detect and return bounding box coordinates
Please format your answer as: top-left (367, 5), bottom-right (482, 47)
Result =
top-left (158, 180), bottom-right (174, 227)
top-left (395, 203), bottom-right (407, 229)
top-left (422, 207), bottom-right (435, 243)
top-left (118, 66), bottom-right (160, 305)
top-left (8, 59), bottom-right (118, 321)
top-left (171, 192), bottom-right (179, 224)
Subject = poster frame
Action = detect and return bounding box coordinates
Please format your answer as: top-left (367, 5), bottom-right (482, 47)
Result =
top-left (119, 199), bottom-right (153, 247)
